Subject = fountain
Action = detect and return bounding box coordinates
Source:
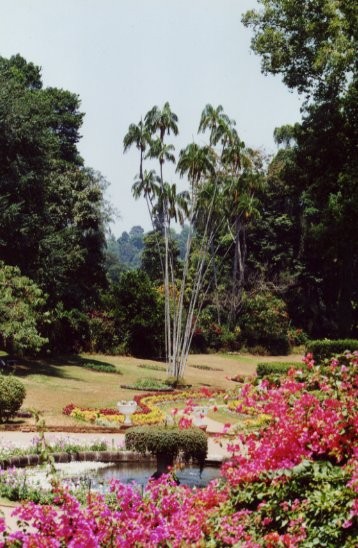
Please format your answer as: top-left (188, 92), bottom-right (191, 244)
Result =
top-left (117, 400), bottom-right (137, 426)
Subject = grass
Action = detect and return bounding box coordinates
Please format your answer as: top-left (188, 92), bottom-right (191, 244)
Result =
top-left (189, 364), bottom-right (223, 371)
top-left (137, 364), bottom-right (166, 372)
top-left (1, 352), bottom-right (302, 428)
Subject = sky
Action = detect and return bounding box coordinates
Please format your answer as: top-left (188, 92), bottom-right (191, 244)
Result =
top-left (1, 0), bottom-right (302, 236)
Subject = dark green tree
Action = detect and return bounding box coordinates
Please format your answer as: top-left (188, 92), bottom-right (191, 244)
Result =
top-left (243, 1), bottom-right (358, 337)
top-left (0, 55), bottom-right (108, 330)
top-left (0, 262), bottom-right (48, 354)
top-left (111, 270), bottom-right (164, 358)
top-left (242, 0), bottom-right (356, 99)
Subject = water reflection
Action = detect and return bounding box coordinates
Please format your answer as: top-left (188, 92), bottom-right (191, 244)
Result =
top-left (82, 462), bottom-right (221, 489)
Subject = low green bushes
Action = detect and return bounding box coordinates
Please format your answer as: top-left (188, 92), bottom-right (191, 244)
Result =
top-left (306, 339), bottom-right (358, 363)
top-left (121, 377), bottom-right (171, 391)
top-left (256, 361), bottom-right (302, 377)
top-left (137, 364), bottom-right (166, 372)
top-left (189, 364), bottom-right (223, 371)
top-left (81, 362), bottom-right (120, 374)
top-left (0, 375), bottom-right (26, 422)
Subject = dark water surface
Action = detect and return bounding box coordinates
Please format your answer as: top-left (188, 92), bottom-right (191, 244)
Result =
top-left (87, 462), bottom-right (221, 489)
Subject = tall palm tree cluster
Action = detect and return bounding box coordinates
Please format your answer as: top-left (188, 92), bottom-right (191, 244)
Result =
top-left (124, 103), bottom-right (264, 379)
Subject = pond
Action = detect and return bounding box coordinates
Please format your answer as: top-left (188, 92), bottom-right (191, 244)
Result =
top-left (61, 462), bottom-right (221, 491)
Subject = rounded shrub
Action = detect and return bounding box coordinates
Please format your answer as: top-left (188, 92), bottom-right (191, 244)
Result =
top-left (125, 425), bottom-right (208, 471)
top-left (0, 375), bottom-right (26, 422)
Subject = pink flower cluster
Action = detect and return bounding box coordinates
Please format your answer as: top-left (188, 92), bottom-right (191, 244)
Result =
top-left (1, 478), bottom-right (227, 547)
top-left (223, 354), bottom-right (357, 485)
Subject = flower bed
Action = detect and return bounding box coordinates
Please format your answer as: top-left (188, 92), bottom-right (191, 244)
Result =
top-left (63, 388), bottom-right (223, 428)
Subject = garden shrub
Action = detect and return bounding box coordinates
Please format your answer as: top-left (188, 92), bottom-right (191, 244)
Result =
top-left (125, 425), bottom-right (207, 468)
top-left (137, 363), bottom-right (166, 372)
top-left (306, 339), bottom-right (358, 363)
top-left (80, 362), bottom-right (119, 374)
top-left (191, 307), bottom-right (241, 353)
top-left (47, 305), bottom-right (90, 353)
top-left (0, 375), bottom-right (26, 422)
top-left (288, 327), bottom-right (308, 347)
top-left (125, 378), bottom-right (168, 390)
top-left (257, 361), bottom-right (302, 377)
top-left (248, 344), bottom-right (269, 356)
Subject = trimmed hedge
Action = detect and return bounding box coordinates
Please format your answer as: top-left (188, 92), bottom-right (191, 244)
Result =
top-left (125, 426), bottom-right (208, 468)
top-left (306, 339), bottom-right (358, 364)
top-left (256, 362), bottom-right (302, 378)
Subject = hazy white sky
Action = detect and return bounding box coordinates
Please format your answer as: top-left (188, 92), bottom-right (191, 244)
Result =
top-left (1, 0), bottom-right (302, 236)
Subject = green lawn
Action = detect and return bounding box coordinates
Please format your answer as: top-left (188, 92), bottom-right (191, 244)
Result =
top-left (1, 352), bottom-right (302, 428)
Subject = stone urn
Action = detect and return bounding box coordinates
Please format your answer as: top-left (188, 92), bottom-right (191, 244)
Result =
top-left (117, 400), bottom-right (137, 426)
top-left (193, 406), bottom-right (209, 429)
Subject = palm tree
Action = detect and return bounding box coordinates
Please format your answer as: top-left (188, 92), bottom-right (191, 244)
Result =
top-left (145, 102), bottom-right (179, 142)
top-left (123, 120), bottom-right (151, 179)
top-left (177, 143), bottom-right (215, 186)
top-left (138, 103), bottom-right (179, 367)
top-left (124, 103), bottom-right (263, 380)
top-left (132, 169), bottom-right (160, 221)
top-left (198, 104), bottom-right (232, 146)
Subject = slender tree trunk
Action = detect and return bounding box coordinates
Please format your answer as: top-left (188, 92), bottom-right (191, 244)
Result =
top-left (228, 218), bottom-right (239, 327)
top-left (229, 217), bottom-right (246, 327)
top-left (159, 160), bottom-right (172, 373)
top-left (210, 240), bottom-right (221, 324)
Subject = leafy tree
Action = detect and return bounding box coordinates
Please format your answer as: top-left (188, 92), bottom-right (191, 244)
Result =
top-left (239, 290), bottom-right (291, 355)
top-left (111, 270), bottom-right (164, 358)
top-left (243, 1), bottom-right (358, 338)
top-left (242, 0), bottom-right (357, 99)
top-left (141, 230), bottom-right (180, 283)
top-left (0, 55), bottom-right (109, 342)
top-left (280, 95), bottom-right (357, 337)
top-left (116, 226), bottom-right (144, 269)
top-left (0, 262), bottom-right (48, 354)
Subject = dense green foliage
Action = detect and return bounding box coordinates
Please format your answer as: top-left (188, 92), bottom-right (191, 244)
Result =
top-left (80, 362), bottom-right (119, 374)
top-left (306, 339), bottom-right (358, 364)
top-left (243, 0), bottom-right (358, 340)
top-left (225, 459), bottom-right (356, 547)
top-left (0, 262), bottom-right (47, 354)
top-left (0, 55), bottom-right (108, 354)
top-left (256, 361), bottom-right (303, 377)
top-left (0, 375), bottom-right (26, 422)
top-left (110, 270), bottom-right (164, 358)
top-left (125, 425), bottom-right (207, 468)
top-left (239, 291), bottom-right (291, 355)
